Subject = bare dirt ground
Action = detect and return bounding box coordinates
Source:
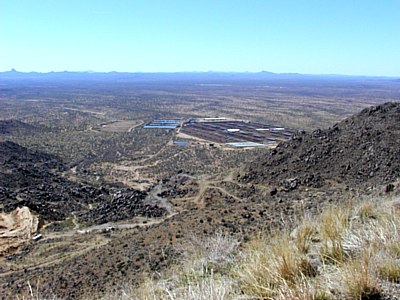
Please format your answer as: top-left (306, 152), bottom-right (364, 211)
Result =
top-left (62, 108), bottom-right (105, 115)
top-left (97, 120), bottom-right (143, 133)
top-left (0, 211), bottom-right (179, 280)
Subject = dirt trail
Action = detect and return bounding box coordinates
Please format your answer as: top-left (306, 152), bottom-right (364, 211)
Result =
top-left (192, 174), bottom-right (244, 206)
top-left (71, 213), bottom-right (79, 230)
top-left (1, 211), bottom-right (180, 278)
top-left (193, 176), bottom-right (209, 206)
top-left (76, 212), bottom-right (178, 234)
top-left (208, 185), bottom-right (242, 202)
top-left (42, 211), bottom-right (179, 241)
top-left (0, 236), bottom-right (109, 278)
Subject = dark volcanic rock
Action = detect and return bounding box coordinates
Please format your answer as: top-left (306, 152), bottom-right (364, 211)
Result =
top-left (0, 119), bottom-right (36, 135)
top-left (0, 141), bottom-right (65, 187)
top-left (0, 141), bottom-right (159, 223)
top-left (0, 141), bottom-right (83, 217)
top-left (241, 102), bottom-right (400, 189)
top-left (78, 189), bottom-right (166, 224)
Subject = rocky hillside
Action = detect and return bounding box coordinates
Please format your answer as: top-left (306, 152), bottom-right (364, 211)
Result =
top-left (0, 141), bottom-right (165, 222)
top-left (240, 102), bottom-right (400, 190)
top-left (0, 120), bottom-right (35, 135)
top-left (0, 140), bottom-right (64, 188)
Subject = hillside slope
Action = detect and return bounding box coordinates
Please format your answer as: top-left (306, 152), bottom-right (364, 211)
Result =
top-left (0, 141), bottom-right (163, 222)
top-left (241, 102), bottom-right (400, 190)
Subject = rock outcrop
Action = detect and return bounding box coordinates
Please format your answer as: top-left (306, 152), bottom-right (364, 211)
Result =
top-left (0, 206), bottom-right (39, 255)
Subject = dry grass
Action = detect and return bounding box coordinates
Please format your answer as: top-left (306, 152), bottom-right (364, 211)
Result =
top-left (319, 207), bottom-right (350, 263)
top-left (177, 231), bottom-right (240, 270)
top-left (103, 195), bottom-right (400, 300)
top-left (293, 218), bottom-right (318, 254)
top-left (103, 232), bottom-right (239, 300)
top-left (341, 253), bottom-right (381, 299)
top-left (235, 233), bottom-right (319, 299)
top-left (235, 196), bottom-right (400, 299)
top-left (356, 201), bottom-right (379, 222)
top-left (377, 258), bottom-right (400, 283)
top-left (103, 272), bottom-right (234, 300)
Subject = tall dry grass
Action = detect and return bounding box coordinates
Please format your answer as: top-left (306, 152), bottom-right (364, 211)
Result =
top-left (103, 195), bottom-right (400, 300)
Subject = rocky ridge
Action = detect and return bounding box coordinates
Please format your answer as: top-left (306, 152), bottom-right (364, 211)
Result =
top-left (241, 102), bottom-right (400, 191)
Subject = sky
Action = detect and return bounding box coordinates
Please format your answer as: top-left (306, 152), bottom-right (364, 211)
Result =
top-left (1, 0), bottom-right (399, 76)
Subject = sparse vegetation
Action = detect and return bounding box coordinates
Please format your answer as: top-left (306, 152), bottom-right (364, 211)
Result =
top-left (319, 207), bottom-right (350, 263)
top-left (105, 196), bottom-right (400, 300)
top-left (293, 218), bottom-right (318, 254)
top-left (1, 77), bottom-right (399, 298)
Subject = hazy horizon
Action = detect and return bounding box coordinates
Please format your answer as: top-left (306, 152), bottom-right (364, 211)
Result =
top-left (1, 0), bottom-right (400, 77)
top-left (2, 68), bottom-right (400, 79)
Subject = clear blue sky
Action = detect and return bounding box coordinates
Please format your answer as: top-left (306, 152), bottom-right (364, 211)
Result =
top-left (1, 0), bottom-right (399, 76)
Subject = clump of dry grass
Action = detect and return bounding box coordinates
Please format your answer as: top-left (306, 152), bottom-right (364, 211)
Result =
top-left (163, 269), bottom-right (233, 300)
top-left (177, 230), bottom-right (240, 271)
top-left (105, 269), bottom-right (233, 300)
top-left (356, 201), bottom-right (379, 222)
top-left (293, 218), bottom-right (318, 254)
top-left (319, 207), bottom-right (350, 263)
top-left (341, 253), bottom-right (381, 300)
top-left (377, 258), bottom-right (400, 283)
top-left (387, 241), bottom-right (400, 259)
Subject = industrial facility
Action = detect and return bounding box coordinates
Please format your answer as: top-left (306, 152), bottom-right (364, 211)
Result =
top-left (143, 119), bottom-right (181, 129)
top-left (180, 119), bottom-right (294, 147)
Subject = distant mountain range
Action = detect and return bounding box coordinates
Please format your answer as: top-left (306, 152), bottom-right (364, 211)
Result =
top-left (0, 69), bottom-right (398, 81)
